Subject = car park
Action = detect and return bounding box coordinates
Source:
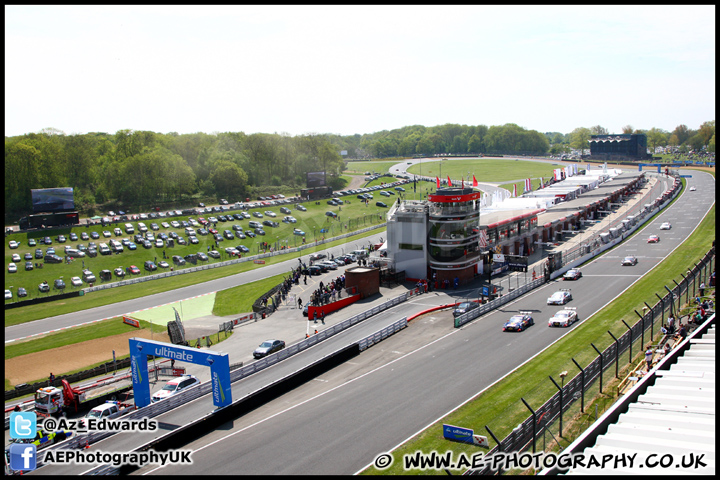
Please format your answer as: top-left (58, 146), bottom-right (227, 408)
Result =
top-left (660, 222), bottom-right (671, 230)
top-left (237, 245), bottom-right (250, 253)
top-left (9, 240), bottom-right (19, 249)
top-left (547, 289), bottom-right (572, 305)
top-left (264, 211), bottom-right (276, 217)
top-left (452, 301), bottom-right (479, 317)
top-left (113, 227), bottom-right (122, 236)
top-left (563, 269), bottom-right (582, 281)
top-left (253, 339), bottom-right (286, 359)
top-left (28, 238), bottom-right (37, 246)
top-left (80, 232), bottom-right (89, 240)
top-left (622, 255), bottom-right (638, 266)
top-left (35, 248), bottom-right (44, 259)
top-left (647, 234), bottom-right (660, 243)
top-left (114, 267), bottom-right (125, 278)
top-left (12, 253), bottom-right (21, 262)
top-left (126, 265), bottom-right (140, 275)
top-left (69, 233), bottom-right (78, 241)
top-left (17, 287), bottom-right (27, 297)
top-left (158, 260), bottom-right (170, 269)
top-left (144, 261), bottom-right (157, 271)
top-left (23, 252), bottom-right (33, 261)
top-left (283, 216), bottom-right (297, 223)
top-left (245, 230), bottom-right (256, 238)
top-left (197, 252), bottom-right (209, 261)
top-left (293, 228), bottom-right (305, 236)
top-left (376, 201), bottom-right (388, 207)
top-left (151, 375), bottom-right (201, 403)
top-left (8, 263), bottom-right (17, 273)
top-left (252, 212), bottom-right (263, 218)
top-left (102, 230), bottom-right (112, 238)
top-left (280, 207), bottom-right (291, 214)
top-left (325, 211), bottom-right (338, 218)
top-left (255, 228), bottom-right (266, 235)
top-left (5, 289), bottom-right (12, 299)
top-left (503, 312), bottom-right (535, 332)
top-left (90, 231), bottom-right (100, 239)
top-left (57, 234), bottom-right (67, 243)
top-left (71, 276), bottom-right (83, 287)
top-left (25, 261), bottom-right (34, 271)
top-left (296, 205), bottom-right (307, 211)
top-left (172, 255), bottom-right (186, 266)
top-left (548, 307), bottom-right (579, 327)
top-left (208, 250), bottom-right (220, 259)
top-left (128, 242), bottom-right (137, 250)
top-left (223, 230), bottom-right (234, 240)
top-left (53, 279), bottom-right (66, 290)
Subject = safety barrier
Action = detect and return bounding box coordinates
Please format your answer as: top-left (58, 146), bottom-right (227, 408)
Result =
top-left (358, 317), bottom-right (408, 350)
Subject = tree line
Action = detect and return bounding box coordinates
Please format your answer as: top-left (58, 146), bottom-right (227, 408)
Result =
top-left (5, 121), bottom-right (714, 221)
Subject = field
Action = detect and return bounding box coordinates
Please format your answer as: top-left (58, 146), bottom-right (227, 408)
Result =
top-left (4, 198), bottom-right (386, 306)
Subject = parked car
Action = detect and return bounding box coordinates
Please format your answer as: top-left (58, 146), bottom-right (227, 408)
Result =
top-left (8, 240), bottom-right (19, 249)
top-left (5, 289), bottom-right (12, 300)
top-left (452, 301), bottom-right (479, 317)
top-left (17, 287), bottom-right (27, 298)
top-left (172, 255), bottom-right (186, 266)
top-left (44, 254), bottom-right (63, 264)
top-left (25, 261), bottom-right (34, 271)
top-left (208, 250), bottom-right (221, 259)
top-left (253, 339), bottom-right (286, 359)
top-left (114, 267), bottom-right (126, 278)
top-left (38, 281), bottom-right (50, 293)
top-left (144, 261), bottom-right (157, 271)
top-left (376, 201), bottom-right (388, 208)
top-left (71, 276), bottom-right (83, 287)
top-left (151, 375), bottom-right (201, 403)
top-left (53, 279), bottom-right (66, 290)
top-left (126, 265), bottom-right (140, 275)
top-left (8, 263), bottom-right (17, 273)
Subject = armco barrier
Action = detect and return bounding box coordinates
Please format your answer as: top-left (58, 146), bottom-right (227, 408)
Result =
top-left (454, 277), bottom-right (545, 328)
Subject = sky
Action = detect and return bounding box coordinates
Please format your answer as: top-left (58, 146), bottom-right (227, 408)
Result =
top-left (5, 5), bottom-right (715, 138)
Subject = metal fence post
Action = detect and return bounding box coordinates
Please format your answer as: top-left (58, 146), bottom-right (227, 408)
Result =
top-left (607, 331), bottom-right (620, 378)
top-left (621, 319), bottom-right (633, 363)
top-left (644, 302), bottom-right (654, 339)
top-left (634, 310), bottom-right (645, 351)
top-left (664, 285), bottom-right (675, 315)
top-left (680, 273), bottom-right (689, 305)
top-left (655, 293), bottom-right (665, 327)
top-left (590, 343), bottom-right (603, 394)
top-left (520, 398), bottom-right (537, 453)
top-left (571, 358), bottom-right (585, 413)
top-left (485, 426), bottom-right (503, 475)
top-left (548, 376), bottom-right (564, 437)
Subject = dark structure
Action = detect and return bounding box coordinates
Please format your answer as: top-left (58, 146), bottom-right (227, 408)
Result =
top-left (589, 134), bottom-right (649, 161)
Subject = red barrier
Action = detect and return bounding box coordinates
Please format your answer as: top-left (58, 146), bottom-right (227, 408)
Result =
top-left (308, 294), bottom-right (361, 319)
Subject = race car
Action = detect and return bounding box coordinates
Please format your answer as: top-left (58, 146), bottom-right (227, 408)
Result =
top-left (621, 256), bottom-right (638, 266)
top-left (548, 307), bottom-right (579, 327)
top-left (647, 234), bottom-right (660, 243)
top-left (503, 312), bottom-right (534, 332)
top-left (563, 269), bottom-right (582, 281)
top-left (660, 222), bottom-right (671, 230)
top-left (547, 289), bottom-right (572, 305)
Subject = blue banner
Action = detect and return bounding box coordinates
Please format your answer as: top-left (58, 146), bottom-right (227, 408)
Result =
top-left (443, 424), bottom-right (474, 443)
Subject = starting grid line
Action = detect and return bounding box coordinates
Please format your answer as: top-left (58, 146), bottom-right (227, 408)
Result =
top-left (5, 291), bottom-right (216, 344)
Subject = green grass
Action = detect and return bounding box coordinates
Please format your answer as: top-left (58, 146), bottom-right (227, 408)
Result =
top-left (408, 158), bottom-right (561, 183)
top-left (366, 173), bottom-right (715, 475)
top-left (212, 272), bottom-right (289, 316)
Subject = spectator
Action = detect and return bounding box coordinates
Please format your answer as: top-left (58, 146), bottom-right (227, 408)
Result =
top-left (699, 282), bottom-right (705, 297)
top-left (645, 346), bottom-right (654, 371)
top-left (678, 324), bottom-right (687, 341)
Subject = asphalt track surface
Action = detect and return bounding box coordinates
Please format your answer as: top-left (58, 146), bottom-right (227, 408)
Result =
top-left (22, 168), bottom-right (715, 475)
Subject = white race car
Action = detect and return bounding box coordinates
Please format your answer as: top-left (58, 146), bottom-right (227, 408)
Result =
top-left (547, 289), bottom-right (572, 305)
top-left (660, 222), bottom-right (671, 230)
top-left (548, 308), bottom-right (579, 327)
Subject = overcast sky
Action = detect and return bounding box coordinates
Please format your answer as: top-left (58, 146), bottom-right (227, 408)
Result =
top-left (5, 5), bottom-right (715, 138)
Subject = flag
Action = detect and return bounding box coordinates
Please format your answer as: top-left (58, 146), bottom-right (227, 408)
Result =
top-left (512, 184), bottom-right (517, 197)
top-left (478, 229), bottom-right (489, 248)
top-left (447, 176), bottom-right (452, 186)
top-left (524, 178), bottom-right (532, 193)
top-left (540, 177), bottom-right (544, 188)
top-left (461, 176), bottom-right (464, 189)
top-left (473, 175), bottom-right (478, 188)
top-left (436, 176), bottom-right (440, 188)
